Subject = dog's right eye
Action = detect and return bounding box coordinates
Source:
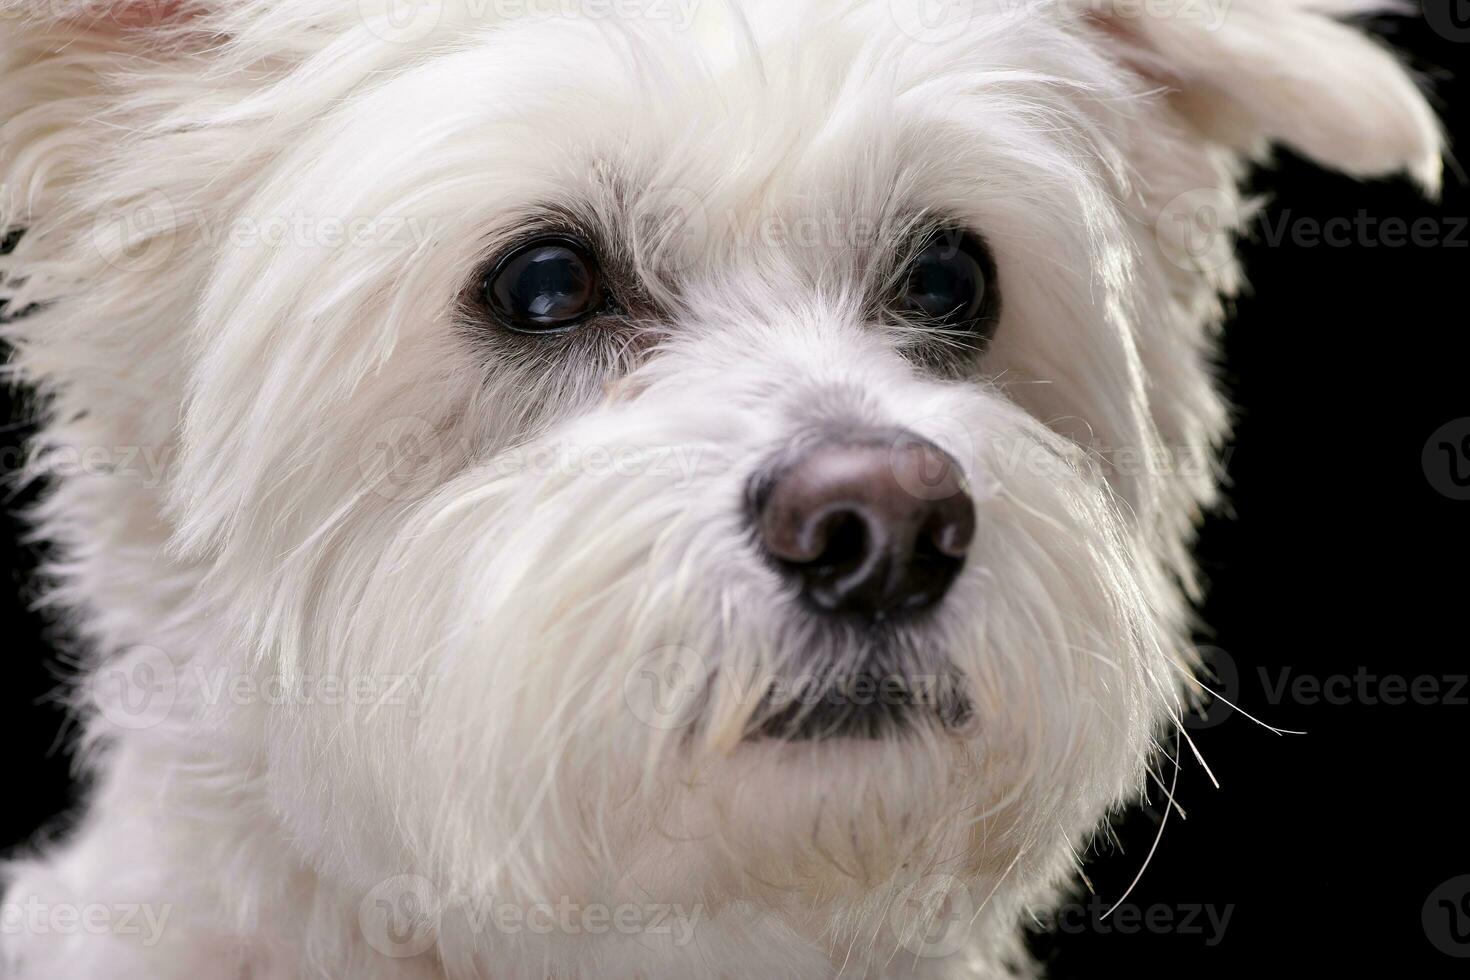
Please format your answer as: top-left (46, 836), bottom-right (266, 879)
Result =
top-left (895, 228), bottom-right (1001, 344)
top-left (482, 236), bottom-right (606, 334)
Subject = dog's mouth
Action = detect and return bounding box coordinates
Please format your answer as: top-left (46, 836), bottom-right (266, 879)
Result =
top-left (745, 667), bottom-right (972, 742)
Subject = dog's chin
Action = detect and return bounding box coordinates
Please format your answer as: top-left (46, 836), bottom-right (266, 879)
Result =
top-left (640, 729), bottom-right (1024, 907)
top-left (659, 663), bottom-right (998, 895)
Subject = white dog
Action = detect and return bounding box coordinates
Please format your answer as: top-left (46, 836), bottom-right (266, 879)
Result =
top-left (0, 1), bottom-right (1439, 977)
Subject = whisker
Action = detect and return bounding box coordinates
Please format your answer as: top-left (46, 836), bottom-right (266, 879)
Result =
top-left (1100, 728), bottom-right (1181, 921)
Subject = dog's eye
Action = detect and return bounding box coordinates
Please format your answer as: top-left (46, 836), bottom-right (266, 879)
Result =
top-left (897, 229), bottom-right (1000, 337)
top-left (483, 236), bottom-right (605, 333)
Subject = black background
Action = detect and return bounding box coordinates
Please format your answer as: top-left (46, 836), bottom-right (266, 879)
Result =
top-left (3, 11), bottom-right (1467, 977)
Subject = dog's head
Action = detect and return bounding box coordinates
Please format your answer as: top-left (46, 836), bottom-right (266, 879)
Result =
top-left (0, 0), bottom-right (1438, 974)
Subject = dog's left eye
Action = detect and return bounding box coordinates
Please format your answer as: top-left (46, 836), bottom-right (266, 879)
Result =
top-left (482, 236), bottom-right (606, 334)
top-left (896, 229), bottom-right (1000, 338)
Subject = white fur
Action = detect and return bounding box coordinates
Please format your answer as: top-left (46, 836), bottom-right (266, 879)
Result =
top-left (0, 1), bottom-right (1438, 977)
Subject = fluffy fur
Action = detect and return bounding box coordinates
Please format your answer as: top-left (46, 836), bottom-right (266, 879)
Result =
top-left (0, 1), bottom-right (1439, 977)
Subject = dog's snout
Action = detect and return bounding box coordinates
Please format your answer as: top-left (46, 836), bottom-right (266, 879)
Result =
top-left (755, 431), bottom-right (974, 618)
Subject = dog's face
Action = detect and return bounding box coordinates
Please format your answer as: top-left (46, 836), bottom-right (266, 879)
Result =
top-left (1, 0), bottom-right (1439, 972)
top-left (189, 0), bottom-right (1187, 926)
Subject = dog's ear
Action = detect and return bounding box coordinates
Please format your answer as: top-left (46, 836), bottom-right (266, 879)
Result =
top-left (100, 1), bottom-right (193, 29)
top-left (1085, 0), bottom-right (1443, 192)
top-left (8, 0), bottom-right (200, 34)
top-left (0, 0), bottom-right (208, 187)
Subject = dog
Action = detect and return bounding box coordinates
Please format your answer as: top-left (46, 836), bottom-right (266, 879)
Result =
top-left (0, 1), bottom-right (1440, 977)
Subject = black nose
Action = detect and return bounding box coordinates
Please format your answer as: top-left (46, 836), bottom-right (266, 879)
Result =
top-left (755, 431), bottom-right (975, 618)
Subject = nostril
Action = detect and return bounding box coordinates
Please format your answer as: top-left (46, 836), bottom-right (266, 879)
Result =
top-left (759, 500), bottom-right (868, 566)
top-left (924, 495), bottom-right (976, 559)
top-left (753, 430), bottom-right (975, 619)
top-left (798, 507), bottom-right (897, 614)
top-left (807, 508), bottom-right (871, 572)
